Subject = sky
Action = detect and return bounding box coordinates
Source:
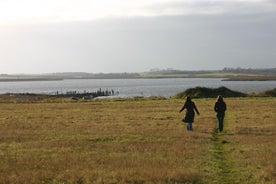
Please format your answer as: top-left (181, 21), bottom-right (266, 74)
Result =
top-left (0, 0), bottom-right (275, 74)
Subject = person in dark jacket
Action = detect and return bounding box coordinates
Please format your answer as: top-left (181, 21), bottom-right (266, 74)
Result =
top-left (179, 96), bottom-right (200, 131)
top-left (214, 95), bottom-right (227, 132)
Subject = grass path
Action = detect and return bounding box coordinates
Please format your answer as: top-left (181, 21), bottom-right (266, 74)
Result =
top-left (191, 97), bottom-right (275, 184)
top-left (208, 125), bottom-right (240, 184)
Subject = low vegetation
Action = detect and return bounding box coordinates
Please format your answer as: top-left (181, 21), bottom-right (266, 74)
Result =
top-left (0, 96), bottom-right (275, 183)
top-left (173, 87), bottom-right (276, 98)
top-left (254, 88), bottom-right (276, 97)
top-left (173, 86), bottom-right (247, 98)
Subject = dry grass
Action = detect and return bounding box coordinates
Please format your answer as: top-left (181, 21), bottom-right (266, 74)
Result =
top-left (0, 97), bottom-right (275, 183)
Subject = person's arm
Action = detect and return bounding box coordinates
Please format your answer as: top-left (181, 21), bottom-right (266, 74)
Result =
top-left (224, 102), bottom-right (227, 111)
top-left (179, 103), bottom-right (186, 113)
top-left (214, 102), bottom-right (218, 112)
top-left (194, 103), bottom-right (200, 115)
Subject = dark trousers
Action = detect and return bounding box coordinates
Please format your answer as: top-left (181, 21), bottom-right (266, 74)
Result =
top-left (217, 113), bottom-right (224, 132)
top-left (186, 122), bottom-right (193, 131)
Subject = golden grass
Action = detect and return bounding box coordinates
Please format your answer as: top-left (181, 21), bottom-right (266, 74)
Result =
top-left (0, 97), bottom-right (275, 183)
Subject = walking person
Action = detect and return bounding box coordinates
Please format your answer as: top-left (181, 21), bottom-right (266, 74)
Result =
top-left (214, 95), bottom-right (227, 132)
top-left (179, 96), bottom-right (200, 131)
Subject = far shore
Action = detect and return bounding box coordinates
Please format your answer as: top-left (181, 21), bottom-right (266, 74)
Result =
top-left (222, 76), bottom-right (276, 81)
top-left (0, 78), bottom-right (63, 82)
top-left (1, 68), bottom-right (275, 81)
top-left (0, 75), bottom-right (275, 82)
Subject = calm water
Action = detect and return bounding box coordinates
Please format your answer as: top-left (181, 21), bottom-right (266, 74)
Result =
top-left (0, 78), bottom-right (275, 98)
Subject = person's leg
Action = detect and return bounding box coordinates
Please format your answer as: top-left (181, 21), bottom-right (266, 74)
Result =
top-left (216, 115), bottom-right (220, 132)
top-left (217, 114), bottom-right (223, 132)
top-left (219, 118), bottom-right (222, 132)
top-left (218, 116), bottom-right (224, 132)
top-left (188, 123), bottom-right (193, 131)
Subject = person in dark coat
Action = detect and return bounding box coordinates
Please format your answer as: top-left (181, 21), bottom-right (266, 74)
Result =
top-left (179, 96), bottom-right (200, 131)
top-left (214, 95), bottom-right (227, 132)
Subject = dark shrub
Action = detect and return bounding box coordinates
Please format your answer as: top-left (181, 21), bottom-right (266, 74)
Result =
top-left (173, 86), bottom-right (247, 98)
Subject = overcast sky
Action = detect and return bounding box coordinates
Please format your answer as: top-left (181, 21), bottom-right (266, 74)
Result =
top-left (0, 0), bottom-right (275, 74)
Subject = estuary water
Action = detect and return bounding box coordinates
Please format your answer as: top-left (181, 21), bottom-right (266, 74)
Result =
top-left (0, 78), bottom-right (275, 98)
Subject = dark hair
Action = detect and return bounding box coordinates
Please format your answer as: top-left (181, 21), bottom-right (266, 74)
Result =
top-left (217, 95), bottom-right (223, 102)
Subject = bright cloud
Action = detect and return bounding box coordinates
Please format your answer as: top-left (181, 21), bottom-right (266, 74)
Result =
top-left (0, 0), bottom-right (275, 24)
top-left (0, 0), bottom-right (275, 73)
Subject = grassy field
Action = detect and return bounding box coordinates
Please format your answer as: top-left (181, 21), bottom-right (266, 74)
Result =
top-left (0, 97), bottom-right (275, 183)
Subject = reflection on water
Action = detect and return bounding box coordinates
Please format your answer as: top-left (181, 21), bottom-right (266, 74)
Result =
top-left (0, 78), bottom-right (275, 97)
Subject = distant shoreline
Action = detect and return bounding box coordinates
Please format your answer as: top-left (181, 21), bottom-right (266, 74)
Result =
top-left (0, 76), bottom-right (275, 82)
top-left (0, 87), bottom-right (275, 103)
top-left (222, 77), bottom-right (276, 81)
top-left (1, 68), bottom-right (275, 81)
top-left (0, 78), bottom-right (63, 82)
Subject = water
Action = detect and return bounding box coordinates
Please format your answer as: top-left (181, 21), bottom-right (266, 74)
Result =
top-left (0, 78), bottom-right (275, 98)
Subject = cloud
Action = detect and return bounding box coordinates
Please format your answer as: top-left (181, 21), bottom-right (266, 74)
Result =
top-left (0, 0), bottom-right (275, 73)
top-left (1, 0), bottom-right (276, 24)
top-left (1, 10), bottom-right (275, 73)
top-left (148, 0), bottom-right (276, 16)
